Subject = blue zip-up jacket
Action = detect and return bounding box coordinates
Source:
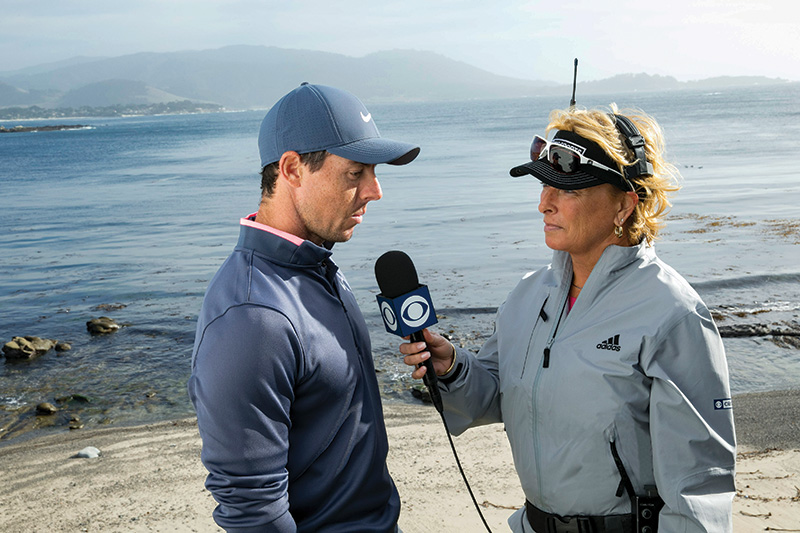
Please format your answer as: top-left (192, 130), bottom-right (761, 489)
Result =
top-left (188, 218), bottom-right (399, 532)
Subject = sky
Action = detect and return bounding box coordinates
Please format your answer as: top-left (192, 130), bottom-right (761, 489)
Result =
top-left (1, 0), bottom-right (798, 83)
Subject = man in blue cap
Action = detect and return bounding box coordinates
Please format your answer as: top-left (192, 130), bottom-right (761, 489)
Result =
top-left (189, 83), bottom-right (419, 532)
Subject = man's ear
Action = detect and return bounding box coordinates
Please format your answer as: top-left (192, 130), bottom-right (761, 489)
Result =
top-left (278, 151), bottom-right (303, 188)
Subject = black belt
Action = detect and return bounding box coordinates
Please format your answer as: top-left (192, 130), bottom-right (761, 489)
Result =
top-left (525, 500), bottom-right (634, 533)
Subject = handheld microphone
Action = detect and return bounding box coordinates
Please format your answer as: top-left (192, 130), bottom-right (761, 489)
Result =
top-left (374, 250), bottom-right (442, 412)
top-left (375, 251), bottom-right (494, 532)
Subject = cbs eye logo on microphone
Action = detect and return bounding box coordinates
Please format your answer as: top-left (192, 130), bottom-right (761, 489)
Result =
top-left (376, 285), bottom-right (438, 337)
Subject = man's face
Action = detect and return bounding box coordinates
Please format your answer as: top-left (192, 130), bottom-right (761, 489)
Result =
top-left (294, 153), bottom-right (382, 245)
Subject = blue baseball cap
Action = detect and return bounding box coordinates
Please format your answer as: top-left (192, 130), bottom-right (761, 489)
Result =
top-left (258, 83), bottom-right (420, 167)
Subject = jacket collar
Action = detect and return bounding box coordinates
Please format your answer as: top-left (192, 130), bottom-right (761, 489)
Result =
top-left (551, 241), bottom-right (653, 287)
top-left (236, 216), bottom-right (333, 267)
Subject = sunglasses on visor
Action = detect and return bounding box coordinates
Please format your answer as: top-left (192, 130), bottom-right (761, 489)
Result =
top-left (530, 135), bottom-right (624, 179)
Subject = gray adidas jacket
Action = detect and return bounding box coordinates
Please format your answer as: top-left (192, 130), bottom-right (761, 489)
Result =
top-left (438, 242), bottom-right (736, 532)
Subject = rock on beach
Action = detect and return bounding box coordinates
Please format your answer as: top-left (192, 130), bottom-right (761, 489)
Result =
top-left (35, 402), bottom-right (58, 415)
top-left (86, 316), bottom-right (120, 335)
top-left (74, 446), bottom-right (100, 459)
top-left (2, 336), bottom-right (61, 359)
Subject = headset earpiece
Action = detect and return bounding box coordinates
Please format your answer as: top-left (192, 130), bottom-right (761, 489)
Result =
top-left (612, 114), bottom-right (654, 182)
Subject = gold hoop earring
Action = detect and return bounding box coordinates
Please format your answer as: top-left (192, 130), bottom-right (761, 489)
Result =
top-left (615, 225), bottom-right (624, 238)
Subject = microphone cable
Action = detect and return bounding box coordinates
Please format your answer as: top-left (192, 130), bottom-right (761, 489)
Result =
top-left (425, 376), bottom-right (494, 532)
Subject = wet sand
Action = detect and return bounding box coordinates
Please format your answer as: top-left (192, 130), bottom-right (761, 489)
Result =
top-left (0, 392), bottom-right (798, 532)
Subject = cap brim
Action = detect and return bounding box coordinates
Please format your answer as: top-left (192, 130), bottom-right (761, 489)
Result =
top-left (328, 138), bottom-right (420, 166)
top-left (509, 159), bottom-right (604, 190)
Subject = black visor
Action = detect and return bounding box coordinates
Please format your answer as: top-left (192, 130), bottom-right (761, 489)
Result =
top-left (510, 130), bottom-right (632, 191)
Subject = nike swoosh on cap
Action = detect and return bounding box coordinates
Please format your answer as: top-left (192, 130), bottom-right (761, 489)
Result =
top-left (360, 112), bottom-right (372, 123)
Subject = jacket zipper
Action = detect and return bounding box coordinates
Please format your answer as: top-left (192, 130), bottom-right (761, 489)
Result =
top-left (542, 288), bottom-right (569, 368)
top-left (531, 284), bottom-right (570, 505)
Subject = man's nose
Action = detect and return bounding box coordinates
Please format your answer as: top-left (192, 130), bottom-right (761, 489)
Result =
top-left (363, 169), bottom-right (382, 202)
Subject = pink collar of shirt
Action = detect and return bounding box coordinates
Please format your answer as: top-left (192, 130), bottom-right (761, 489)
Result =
top-left (568, 295), bottom-right (577, 311)
top-left (240, 213), bottom-right (305, 246)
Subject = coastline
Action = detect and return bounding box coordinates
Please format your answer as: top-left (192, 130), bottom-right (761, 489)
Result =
top-left (0, 390), bottom-right (798, 532)
top-left (0, 124), bottom-right (92, 133)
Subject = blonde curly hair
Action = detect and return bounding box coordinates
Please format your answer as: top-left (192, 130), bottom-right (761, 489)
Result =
top-left (545, 104), bottom-right (681, 244)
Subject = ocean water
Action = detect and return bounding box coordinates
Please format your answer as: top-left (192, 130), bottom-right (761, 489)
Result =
top-left (1, 84), bottom-right (799, 443)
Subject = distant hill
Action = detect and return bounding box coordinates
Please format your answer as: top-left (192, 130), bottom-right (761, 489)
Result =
top-left (57, 79), bottom-right (192, 107)
top-left (0, 46), bottom-right (791, 111)
top-left (577, 72), bottom-right (791, 94)
top-left (0, 46), bottom-right (556, 109)
top-left (579, 73), bottom-right (683, 94)
top-left (0, 81), bottom-right (54, 106)
top-left (1, 56), bottom-right (108, 77)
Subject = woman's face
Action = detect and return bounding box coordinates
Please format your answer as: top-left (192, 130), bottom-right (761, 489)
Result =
top-left (537, 183), bottom-right (629, 264)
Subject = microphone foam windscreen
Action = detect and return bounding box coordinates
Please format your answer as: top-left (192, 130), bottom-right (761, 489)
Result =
top-left (374, 250), bottom-right (419, 298)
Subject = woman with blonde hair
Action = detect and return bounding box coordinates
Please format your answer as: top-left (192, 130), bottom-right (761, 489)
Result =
top-left (400, 105), bottom-right (736, 532)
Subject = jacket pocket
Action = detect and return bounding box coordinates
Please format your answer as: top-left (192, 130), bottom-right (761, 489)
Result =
top-left (605, 424), bottom-right (636, 507)
top-left (519, 296), bottom-right (550, 379)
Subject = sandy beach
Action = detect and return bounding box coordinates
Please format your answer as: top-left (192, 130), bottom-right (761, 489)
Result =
top-left (1, 392), bottom-right (798, 533)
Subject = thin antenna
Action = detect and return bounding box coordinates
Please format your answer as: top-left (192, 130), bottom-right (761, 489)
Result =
top-left (570, 58), bottom-right (578, 108)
